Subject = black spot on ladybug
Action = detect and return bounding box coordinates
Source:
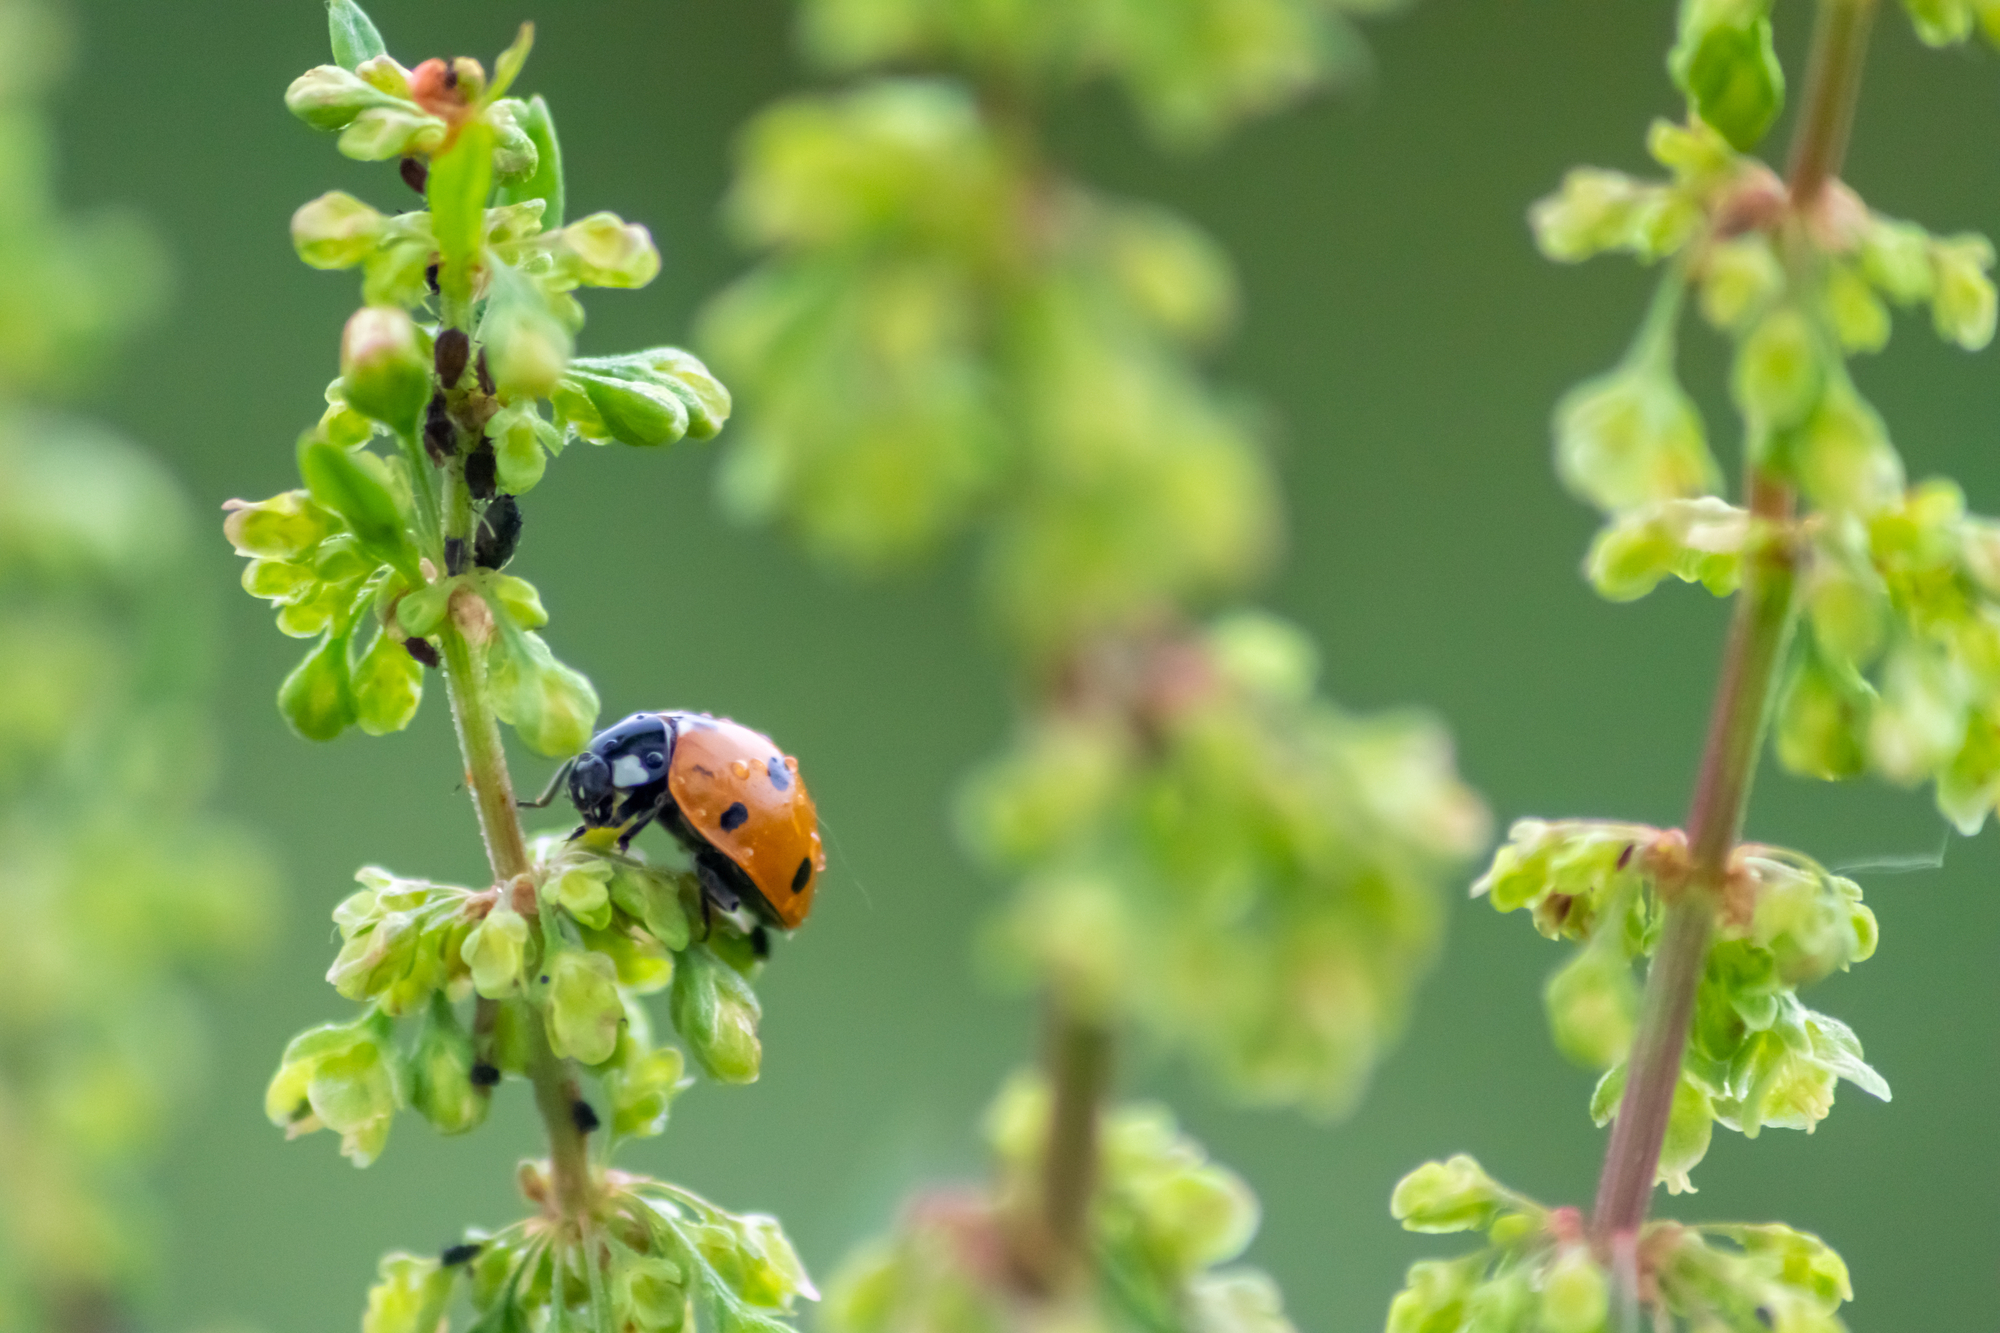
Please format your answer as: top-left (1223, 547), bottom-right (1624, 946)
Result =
top-left (441, 1242), bottom-right (482, 1267)
top-left (465, 436), bottom-right (497, 500)
top-left (720, 802), bottom-right (749, 831)
top-left (400, 156), bottom-right (429, 196)
top-left (792, 858), bottom-right (812, 893)
top-left (571, 1099), bottom-right (600, 1134)
top-left (766, 756), bottom-right (791, 791)
top-left (404, 636), bottom-right (440, 668)
top-left (423, 391), bottom-right (456, 465)
top-left (444, 536), bottom-right (468, 576)
top-left (476, 348), bottom-right (496, 395)
top-left (474, 494), bottom-right (522, 570)
top-left (470, 1062), bottom-right (500, 1088)
top-left (750, 926), bottom-right (770, 958)
top-left (435, 327), bottom-right (469, 386)
top-left (692, 764), bottom-right (716, 778)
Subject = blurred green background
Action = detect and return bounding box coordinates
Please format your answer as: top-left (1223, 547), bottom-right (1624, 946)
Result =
top-left (42, 1), bottom-right (1998, 1328)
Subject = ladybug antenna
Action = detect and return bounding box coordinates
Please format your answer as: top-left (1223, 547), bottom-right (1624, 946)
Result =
top-left (517, 756), bottom-right (577, 811)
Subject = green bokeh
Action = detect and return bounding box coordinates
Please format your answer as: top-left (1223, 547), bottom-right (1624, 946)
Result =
top-left (46, 1), bottom-right (1998, 1328)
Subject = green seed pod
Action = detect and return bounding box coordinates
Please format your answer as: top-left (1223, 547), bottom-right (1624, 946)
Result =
top-left (496, 94), bottom-right (566, 228)
top-left (488, 630), bottom-right (600, 757)
top-left (1669, 0), bottom-right (1785, 152)
top-left (615, 1257), bottom-right (690, 1333)
top-left (338, 105), bottom-right (448, 162)
top-left (1538, 1248), bottom-right (1609, 1333)
top-left (482, 265), bottom-right (574, 400)
top-left (544, 947), bottom-right (623, 1066)
top-left (1389, 1155), bottom-right (1506, 1234)
top-left (279, 629), bottom-right (358, 741)
top-left (1859, 216), bottom-right (1934, 303)
top-left (489, 402), bottom-right (557, 493)
top-left (293, 190), bottom-right (387, 270)
top-left (223, 490), bottom-right (342, 560)
top-left (1930, 233), bottom-right (1997, 350)
top-left (487, 98), bottom-right (541, 182)
top-left (1825, 263), bottom-right (1891, 354)
top-left (559, 212), bottom-right (661, 289)
top-left (1733, 306), bottom-right (1824, 432)
top-left (285, 65), bottom-right (401, 132)
top-left (353, 628), bottom-right (423, 735)
top-left (1129, 1161), bottom-right (1259, 1273)
top-left (339, 306), bottom-right (431, 430)
top-left (609, 1043), bottom-right (686, 1140)
top-left (1775, 647), bottom-right (1874, 781)
top-left (1904, 0), bottom-right (1977, 44)
top-left (1543, 947), bottom-right (1638, 1069)
top-left (307, 1037), bottom-right (399, 1167)
top-left (395, 578), bottom-right (452, 639)
top-left (608, 864), bottom-right (691, 951)
top-left (1554, 362), bottom-right (1718, 513)
top-left (553, 863), bottom-right (613, 930)
top-left (1796, 382), bottom-right (1902, 515)
top-left (670, 947), bottom-right (762, 1084)
top-left (1656, 1076), bottom-right (1715, 1193)
top-left (1696, 234), bottom-right (1783, 331)
top-left (462, 905), bottom-right (530, 998)
top-left (1462, 1271), bottom-right (1533, 1333)
top-left (579, 373), bottom-right (690, 447)
top-left (408, 995), bottom-right (486, 1136)
top-left (362, 1253), bottom-right (454, 1333)
top-left (1386, 1259), bottom-right (1478, 1333)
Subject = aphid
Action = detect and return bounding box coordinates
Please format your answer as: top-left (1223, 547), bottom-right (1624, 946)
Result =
top-left (440, 1243), bottom-right (482, 1267)
top-left (465, 437), bottom-right (497, 500)
top-left (523, 711), bottom-right (826, 931)
top-left (570, 1099), bottom-right (600, 1133)
top-left (423, 391), bottom-right (456, 466)
top-left (404, 636), bottom-right (440, 668)
top-left (474, 494), bottom-right (522, 570)
top-left (400, 156), bottom-right (429, 196)
top-left (435, 327), bottom-right (469, 387)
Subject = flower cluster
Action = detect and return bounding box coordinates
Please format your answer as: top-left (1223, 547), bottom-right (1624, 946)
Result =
top-left (828, 1075), bottom-right (1293, 1333)
top-left (968, 613), bottom-right (1487, 1114)
top-left (361, 1168), bottom-right (814, 1333)
top-left (1385, 1156), bottom-right (1854, 1333)
top-left (1474, 819), bottom-right (1883, 1189)
top-left (266, 838), bottom-right (766, 1168)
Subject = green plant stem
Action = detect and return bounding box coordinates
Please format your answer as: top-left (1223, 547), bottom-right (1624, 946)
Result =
top-left (435, 530), bottom-right (593, 1222)
top-left (1787, 0), bottom-right (1878, 204)
top-left (1590, 472), bottom-right (1799, 1246)
top-left (1017, 997), bottom-right (1112, 1296)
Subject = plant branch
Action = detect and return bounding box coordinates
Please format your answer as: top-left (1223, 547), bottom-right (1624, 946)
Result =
top-left (1787, 0), bottom-right (1878, 205)
top-left (1013, 996), bottom-right (1112, 1296)
top-left (1590, 471), bottom-right (1799, 1245)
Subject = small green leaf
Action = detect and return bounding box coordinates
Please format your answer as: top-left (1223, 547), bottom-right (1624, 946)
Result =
top-left (297, 437), bottom-right (413, 570)
top-left (1670, 0), bottom-right (1785, 151)
top-left (428, 121), bottom-right (497, 307)
top-left (326, 0), bottom-right (388, 70)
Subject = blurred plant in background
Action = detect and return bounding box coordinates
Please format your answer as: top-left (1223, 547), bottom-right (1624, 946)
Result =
top-left (705, 1), bottom-right (1488, 1328)
top-left (1387, 0), bottom-right (2000, 1328)
top-left (232, 6), bottom-right (817, 1332)
top-left (0, 1), bottom-right (274, 1329)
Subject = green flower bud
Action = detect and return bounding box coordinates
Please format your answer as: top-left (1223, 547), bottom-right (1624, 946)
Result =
top-left (488, 629), bottom-right (600, 757)
top-left (339, 105), bottom-right (449, 161)
top-left (1657, 1076), bottom-right (1715, 1193)
top-left (1697, 235), bottom-right (1783, 331)
top-left (1462, 1271), bottom-right (1533, 1333)
top-left (1930, 233), bottom-right (1997, 350)
top-left (1208, 609), bottom-right (1319, 703)
top-left (279, 628), bottom-right (358, 741)
top-left (671, 947), bottom-right (762, 1084)
top-left (1826, 263), bottom-right (1891, 353)
top-left (1796, 382), bottom-right (1902, 514)
top-left (1129, 1162), bottom-right (1259, 1272)
top-left (353, 628), bottom-right (423, 735)
top-left (560, 212), bottom-right (661, 288)
top-left (486, 574), bottom-right (548, 628)
top-left (285, 64), bottom-right (403, 131)
top-left (304, 1037), bottom-right (399, 1167)
top-left (1586, 497), bottom-right (1746, 602)
top-left (1775, 647), bottom-right (1873, 781)
top-left (1553, 361), bottom-right (1717, 513)
top-left (223, 490), bottom-right (342, 560)
top-left (545, 947), bottom-right (624, 1066)
top-left (490, 402), bottom-right (561, 493)
top-left (1860, 216), bottom-right (1934, 302)
top-left (363, 1253), bottom-right (454, 1333)
top-left (1805, 556), bottom-right (1886, 666)
top-left (496, 94), bottom-right (566, 228)
top-left (462, 905), bottom-right (530, 998)
top-left (488, 98), bottom-right (541, 181)
top-left (1670, 0), bottom-right (1785, 151)
top-left (326, 904), bottom-right (420, 1003)
top-left (1539, 1248), bottom-right (1608, 1333)
top-left (608, 864), bottom-right (692, 951)
top-left (1386, 1259), bottom-right (1478, 1333)
top-left (298, 437), bottom-right (413, 569)
top-left (409, 994), bottom-right (487, 1135)
top-left (395, 578), bottom-right (452, 639)
top-left (557, 349), bottom-right (732, 446)
top-left (552, 862), bottom-right (613, 930)
top-left (615, 1256), bottom-right (689, 1333)
top-left (1905, 0), bottom-right (1976, 44)
top-left (1544, 947), bottom-right (1637, 1069)
top-left (293, 191), bottom-right (386, 270)
top-left (1869, 641), bottom-right (1967, 783)
top-left (339, 306), bottom-right (431, 430)
top-left (482, 264), bottom-right (573, 400)
top-left (1733, 307), bottom-right (1823, 431)
top-left (1531, 169), bottom-right (1688, 263)
top-left (1390, 1155), bottom-right (1506, 1234)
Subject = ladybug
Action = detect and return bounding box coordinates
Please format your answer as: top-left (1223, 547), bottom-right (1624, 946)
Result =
top-left (523, 711), bottom-right (825, 931)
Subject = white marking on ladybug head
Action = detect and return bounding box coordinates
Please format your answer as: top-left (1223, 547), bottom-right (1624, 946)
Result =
top-left (611, 755), bottom-right (651, 788)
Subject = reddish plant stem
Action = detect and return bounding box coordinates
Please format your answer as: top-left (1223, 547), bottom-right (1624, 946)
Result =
top-left (1787, 0), bottom-right (1878, 205)
top-left (1013, 997), bottom-right (1112, 1295)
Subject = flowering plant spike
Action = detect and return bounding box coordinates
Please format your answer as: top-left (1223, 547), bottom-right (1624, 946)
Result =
top-left (705, 0), bottom-right (1486, 1327)
top-left (1388, 0), bottom-right (1997, 1327)
top-left (234, 7), bottom-right (814, 1331)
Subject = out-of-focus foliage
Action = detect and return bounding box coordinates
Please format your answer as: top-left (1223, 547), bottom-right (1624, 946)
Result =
top-left (827, 1075), bottom-right (1295, 1333)
top-left (0, 2), bottom-right (270, 1326)
top-left (1473, 820), bottom-right (1883, 1191)
top-left (706, 0), bottom-right (1485, 1121)
top-left (1384, 1156), bottom-right (1854, 1333)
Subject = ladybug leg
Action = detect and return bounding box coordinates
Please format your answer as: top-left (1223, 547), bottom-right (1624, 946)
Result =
top-left (694, 851), bottom-right (743, 916)
top-left (613, 789), bottom-right (668, 852)
top-left (517, 758), bottom-right (575, 810)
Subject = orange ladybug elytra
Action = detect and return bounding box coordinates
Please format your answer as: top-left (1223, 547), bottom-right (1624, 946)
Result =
top-left (524, 711), bottom-right (825, 931)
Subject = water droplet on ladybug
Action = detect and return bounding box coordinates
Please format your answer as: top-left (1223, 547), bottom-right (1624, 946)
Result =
top-left (730, 759), bottom-right (751, 779)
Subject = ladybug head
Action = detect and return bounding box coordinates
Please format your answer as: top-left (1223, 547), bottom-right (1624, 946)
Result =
top-left (567, 752), bottom-right (616, 824)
